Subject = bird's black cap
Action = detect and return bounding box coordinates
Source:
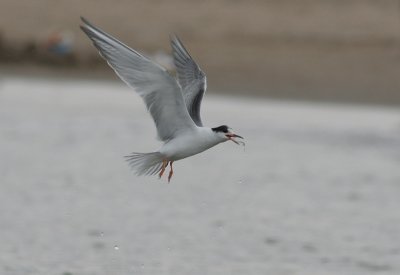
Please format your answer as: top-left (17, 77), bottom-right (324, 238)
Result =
top-left (212, 125), bottom-right (229, 133)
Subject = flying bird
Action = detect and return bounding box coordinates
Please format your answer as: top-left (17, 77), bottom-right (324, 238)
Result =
top-left (80, 17), bottom-right (244, 182)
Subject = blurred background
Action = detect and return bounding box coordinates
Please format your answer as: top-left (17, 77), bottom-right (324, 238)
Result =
top-left (1, 0), bottom-right (399, 104)
top-left (1, 1), bottom-right (400, 275)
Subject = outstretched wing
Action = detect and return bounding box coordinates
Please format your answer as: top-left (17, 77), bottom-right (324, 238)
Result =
top-left (170, 35), bottom-right (207, 126)
top-left (80, 18), bottom-right (196, 141)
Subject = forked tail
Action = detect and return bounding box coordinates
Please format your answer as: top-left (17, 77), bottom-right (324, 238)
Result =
top-left (124, 152), bottom-right (164, 176)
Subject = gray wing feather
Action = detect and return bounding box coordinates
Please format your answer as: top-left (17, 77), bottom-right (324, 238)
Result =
top-left (80, 17), bottom-right (196, 141)
top-left (170, 35), bottom-right (206, 126)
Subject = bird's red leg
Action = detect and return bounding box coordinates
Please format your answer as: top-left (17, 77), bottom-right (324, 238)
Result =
top-left (159, 160), bottom-right (167, 178)
top-left (168, 161), bottom-right (174, 183)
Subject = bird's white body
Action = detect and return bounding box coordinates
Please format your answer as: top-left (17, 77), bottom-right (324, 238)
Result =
top-left (80, 17), bottom-right (243, 181)
top-left (160, 127), bottom-right (223, 161)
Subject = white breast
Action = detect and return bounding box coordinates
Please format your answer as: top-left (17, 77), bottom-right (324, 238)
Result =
top-left (159, 127), bottom-right (222, 161)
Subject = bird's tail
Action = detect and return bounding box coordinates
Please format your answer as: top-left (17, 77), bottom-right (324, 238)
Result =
top-left (124, 152), bottom-right (164, 176)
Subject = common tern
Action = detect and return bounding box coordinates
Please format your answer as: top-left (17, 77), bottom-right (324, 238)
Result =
top-left (80, 17), bottom-right (244, 182)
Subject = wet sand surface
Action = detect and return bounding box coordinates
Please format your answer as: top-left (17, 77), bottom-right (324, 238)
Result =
top-left (1, 77), bottom-right (400, 275)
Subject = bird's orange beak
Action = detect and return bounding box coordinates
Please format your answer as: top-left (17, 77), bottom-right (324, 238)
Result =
top-left (226, 133), bottom-right (244, 145)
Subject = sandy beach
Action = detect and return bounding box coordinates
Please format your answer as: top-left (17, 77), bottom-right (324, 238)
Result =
top-left (1, 0), bottom-right (400, 104)
top-left (1, 76), bottom-right (400, 274)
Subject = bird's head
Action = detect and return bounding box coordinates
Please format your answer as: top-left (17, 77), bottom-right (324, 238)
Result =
top-left (212, 125), bottom-right (244, 145)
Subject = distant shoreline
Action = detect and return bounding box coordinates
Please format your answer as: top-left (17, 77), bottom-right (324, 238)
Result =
top-left (2, 61), bottom-right (400, 109)
top-left (1, 0), bottom-right (399, 105)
